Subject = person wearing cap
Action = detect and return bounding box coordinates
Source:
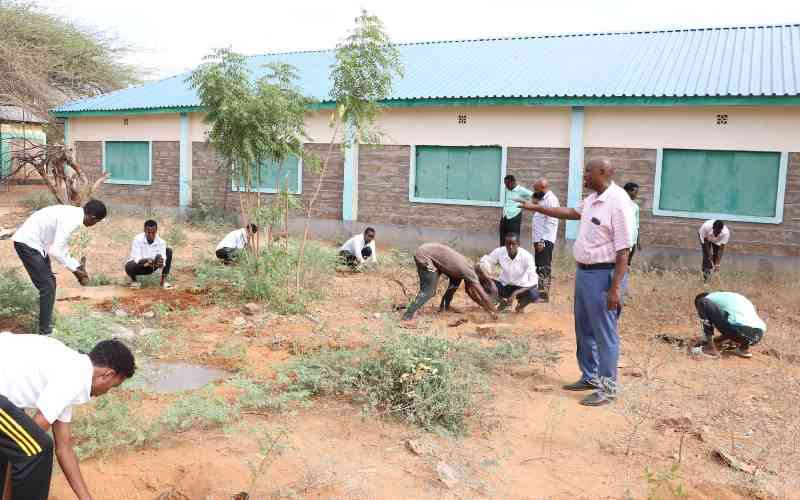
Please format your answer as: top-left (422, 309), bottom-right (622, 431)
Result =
top-left (519, 159), bottom-right (633, 407)
top-left (691, 292), bottom-right (765, 359)
top-left (698, 219), bottom-right (730, 283)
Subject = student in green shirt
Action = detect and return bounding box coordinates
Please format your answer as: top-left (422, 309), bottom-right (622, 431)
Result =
top-left (624, 182), bottom-right (640, 265)
top-left (500, 175), bottom-right (533, 247)
top-left (691, 292), bottom-right (766, 358)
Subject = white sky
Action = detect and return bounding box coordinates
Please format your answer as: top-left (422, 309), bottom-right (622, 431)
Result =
top-left (41, 0), bottom-right (800, 80)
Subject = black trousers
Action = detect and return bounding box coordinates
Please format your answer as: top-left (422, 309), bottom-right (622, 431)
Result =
top-left (13, 242), bottom-right (55, 335)
top-left (402, 260), bottom-right (461, 320)
top-left (216, 247), bottom-right (239, 263)
top-left (339, 246), bottom-right (373, 270)
top-left (499, 213), bottom-right (522, 247)
top-left (534, 240), bottom-right (554, 279)
top-left (0, 395), bottom-right (54, 500)
top-left (493, 280), bottom-right (540, 306)
top-left (695, 297), bottom-right (764, 347)
top-left (700, 238), bottom-right (721, 279)
top-left (125, 248), bottom-right (173, 281)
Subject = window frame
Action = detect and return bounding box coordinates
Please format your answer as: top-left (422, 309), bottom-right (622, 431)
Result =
top-left (652, 148), bottom-right (789, 224)
top-left (407, 144), bottom-right (507, 207)
top-left (231, 157), bottom-right (303, 195)
top-left (102, 140), bottom-right (153, 186)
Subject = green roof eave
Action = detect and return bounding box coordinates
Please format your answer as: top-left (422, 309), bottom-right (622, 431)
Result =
top-left (52, 95), bottom-right (800, 117)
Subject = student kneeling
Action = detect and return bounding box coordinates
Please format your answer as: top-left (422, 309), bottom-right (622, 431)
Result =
top-left (0, 334), bottom-right (135, 500)
top-left (691, 292), bottom-right (765, 359)
top-left (477, 232), bottom-right (542, 313)
top-left (216, 224), bottom-right (258, 264)
top-left (339, 227), bottom-right (377, 270)
top-left (125, 219), bottom-right (172, 289)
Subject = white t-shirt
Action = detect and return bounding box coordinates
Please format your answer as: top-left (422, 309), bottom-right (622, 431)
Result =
top-left (216, 228), bottom-right (248, 251)
top-left (0, 332), bottom-right (93, 423)
top-left (532, 190), bottom-right (560, 244)
top-left (480, 246), bottom-right (538, 288)
top-left (698, 220), bottom-right (730, 245)
top-left (12, 205), bottom-right (84, 271)
top-left (128, 232), bottom-right (168, 265)
top-left (339, 234), bottom-right (377, 264)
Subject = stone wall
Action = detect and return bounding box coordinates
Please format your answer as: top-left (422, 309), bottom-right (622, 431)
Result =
top-left (584, 147), bottom-right (800, 257)
top-left (357, 145), bottom-right (570, 244)
top-left (75, 141), bottom-right (180, 207)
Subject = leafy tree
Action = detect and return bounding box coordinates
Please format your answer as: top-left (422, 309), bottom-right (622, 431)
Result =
top-left (188, 48), bottom-right (313, 252)
top-left (296, 9), bottom-right (404, 288)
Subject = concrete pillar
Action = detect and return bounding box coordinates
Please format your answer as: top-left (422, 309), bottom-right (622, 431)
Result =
top-left (179, 113), bottom-right (192, 209)
top-left (566, 106), bottom-right (585, 240)
top-left (342, 120), bottom-right (359, 221)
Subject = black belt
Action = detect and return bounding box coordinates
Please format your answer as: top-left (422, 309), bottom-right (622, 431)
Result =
top-left (577, 263), bottom-right (615, 270)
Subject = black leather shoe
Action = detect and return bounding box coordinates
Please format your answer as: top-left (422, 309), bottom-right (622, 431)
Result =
top-left (562, 380), bottom-right (596, 391)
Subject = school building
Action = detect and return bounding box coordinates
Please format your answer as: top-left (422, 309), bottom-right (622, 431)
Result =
top-left (52, 24), bottom-right (800, 265)
top-left (0, 105), bottom-right (47, 184)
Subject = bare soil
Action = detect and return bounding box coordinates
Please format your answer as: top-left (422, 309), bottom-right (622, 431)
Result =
top-left (1, 189), bottom-right (798, 499)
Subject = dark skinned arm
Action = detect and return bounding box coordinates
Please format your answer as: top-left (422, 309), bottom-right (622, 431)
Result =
top-left (465, 282), bottom-right (498, 320)
top-left (32, 413), bottom-right (94, 500)
top-left (607, 249), bottom-right (630, 311)
top-left (516, 200), bottom-right (581, 220)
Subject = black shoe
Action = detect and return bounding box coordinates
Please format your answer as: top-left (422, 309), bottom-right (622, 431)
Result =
top-left (562, 380), bottom-right (597, 391)
top-left (580, 391), bottom-right (614, 406)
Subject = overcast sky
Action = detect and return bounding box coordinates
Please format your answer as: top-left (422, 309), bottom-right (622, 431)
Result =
top-left (41, 0), bottom-right (800, 80)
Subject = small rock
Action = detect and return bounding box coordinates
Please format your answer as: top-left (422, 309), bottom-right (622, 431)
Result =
top-left (531, 384), bottom-right (555, 393)
top-left (241, 303), bottom-right (260, 316)
top-left (373, 312), bottom-right (381, 319)
top-left (436, 462), bottom-right (460, 489)
top-left (141, 311), bottom-right (155, 319)
top-left (138, 327), bottom-right (158, 337)
top-left (405, 439), bottom-right (424, 455)
top-left (447, 318), bottom-right (468, 328)
top-left (114, 309), bottom-right (129, 318)
top-left (232, 316), bottom-right (248, 328)
top-left (110, 324), bottom-right (135, 340)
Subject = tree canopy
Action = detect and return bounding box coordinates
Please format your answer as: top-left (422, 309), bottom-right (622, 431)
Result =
top-left (0, 0), bottom-right (141, 119)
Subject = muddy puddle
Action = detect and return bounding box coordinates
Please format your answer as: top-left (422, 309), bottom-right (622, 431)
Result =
top-left (128, 359), bottom-right (228, 393)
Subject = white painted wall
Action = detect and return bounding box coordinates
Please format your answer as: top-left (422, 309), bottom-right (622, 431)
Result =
top-left (584, 107), bottom-right (800, 152)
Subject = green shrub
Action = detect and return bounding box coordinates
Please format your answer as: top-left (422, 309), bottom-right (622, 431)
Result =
top-left (160, 388), bottom-right (237, 431)
top-left (195, 238), bottom-right (337, 314)
top-left (87, 273), bottom-right (118, 286)
top-left (72, 394), bottom-right (160, 458)
top-left (0, 268), bottom-right (38, 325)
top-left (164, 222), bottom-right (187, 248)
top-left (282, 328), bottom-right (530, 435)
top-left (53, 306), bottom-right (114, 352)
top-left (230, 374), bottom-right (311, 413)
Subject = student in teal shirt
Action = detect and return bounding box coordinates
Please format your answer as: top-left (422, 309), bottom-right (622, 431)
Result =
top-left (500, 175), bottom-right (532, 247)
top-left (691, 292), bottom-right (766, 358)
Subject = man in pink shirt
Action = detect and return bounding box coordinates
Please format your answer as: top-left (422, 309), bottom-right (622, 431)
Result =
top-left (519, 159), bottom-right (633, 406)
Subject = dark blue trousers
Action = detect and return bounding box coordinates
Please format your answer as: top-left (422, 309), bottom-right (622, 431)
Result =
top-left (574, 267), bottom-right (627, 395)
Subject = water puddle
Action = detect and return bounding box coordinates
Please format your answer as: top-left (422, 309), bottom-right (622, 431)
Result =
top-left (127, 359), bottom-right (228, 393)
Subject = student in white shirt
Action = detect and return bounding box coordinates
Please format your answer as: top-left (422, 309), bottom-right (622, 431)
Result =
top-left (125, 219), bottom-right (173, 289)
top-left (339, 227), bottom-right (377, 270)
top-left (0, 334), bottom-right (135, 500)
top-left (12, 199), bottom-right (107, 335)
top-left (476, 232), bottom-right (542, 313)
top-left (698, 219), bottom-right (730, 283)
top-left (531, 177), bottom-right (560, 299)
top-left (216, 224), bottom-right (258, 264)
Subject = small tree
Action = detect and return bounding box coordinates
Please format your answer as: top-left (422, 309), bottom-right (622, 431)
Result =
top-left (296, 10), bottom-right (403, 288)
top-left (188, 49), bottom-right (312, 252)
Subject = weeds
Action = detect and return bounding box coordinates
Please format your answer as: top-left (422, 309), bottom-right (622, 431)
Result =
top-left (0, 267), bottom-right (37, 326)
top-left (230, 374), bottom-right (311, 414)
top-left (164, 222), bottom-right (187, 248)
top-left (72, 394), bottom-right (160, 459)
top-left (160, 388), bottom-right (237, 431)
top-left (644, 464), bottom-right (688, 499)
top-left (245, 427), bottom-right (290, 495)
top-left (21, 191), bottom-right (56, 211)
top-left (87, 273), bottom-right (117, 286)
top-left (282, 326), bottom-right (529, 435)
top-left (196, 238), bottom-right (337, 314)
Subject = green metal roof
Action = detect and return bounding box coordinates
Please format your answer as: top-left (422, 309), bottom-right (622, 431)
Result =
top-left (53, 23), bottom-right (800, 116)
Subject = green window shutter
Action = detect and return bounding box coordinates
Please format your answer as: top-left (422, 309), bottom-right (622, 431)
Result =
top-left (659, 149), bottom-right (781, 218)
top-left (250, 156), bottom-right (300, 193)
top-left (105, 142), bottom-right (150, 183)
top-left (445, 147), bottom-right (471, 200)
top-left (466, 147), bottom-right (502, 202)
top-left (415, 146), bottom-right (449, 199)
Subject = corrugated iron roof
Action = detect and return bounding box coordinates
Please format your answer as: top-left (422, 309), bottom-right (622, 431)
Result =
top-left (53, 24), bottom-right (800, 113)
top-left (0, 105), bottom-right (48, 123)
